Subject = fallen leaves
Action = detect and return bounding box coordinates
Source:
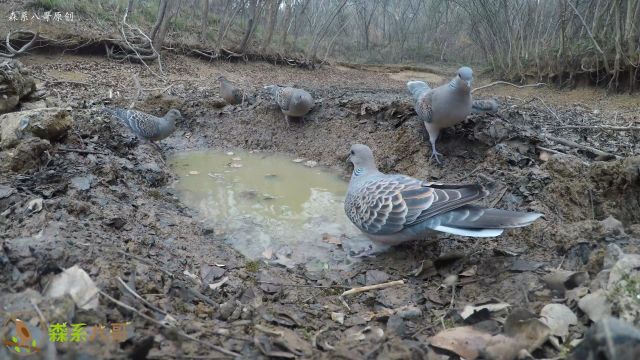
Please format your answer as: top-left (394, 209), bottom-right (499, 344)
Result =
top-left (45, 265), bottom-right (99, 310)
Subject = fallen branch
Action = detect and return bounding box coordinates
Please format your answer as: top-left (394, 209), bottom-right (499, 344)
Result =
top-left (340, 279), bottom-right (405, 297)
top-left (99, 290), bottom-right (240, 358)
top-left (544, 134), bottom-right (621, 159)
top-left (56, 147), bottom-right (109, 155)
top-left (257, 280), bottom-right (349, 289)
top-left (536, 145), bottom-right (566, 156)
top-left (551, 125), bottom-right (640, 131)
top-left (117, 276), bottom-right (169, 316)
top-left (46, 80), bottom-right (90, 86)
top-left (472, 81), bottom-right (546, 93)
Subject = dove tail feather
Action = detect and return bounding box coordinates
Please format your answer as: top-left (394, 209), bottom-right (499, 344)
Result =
top-left (407, 81), bottom-right (430, 101)
top-left (432, 226), bottom-right (504, 237)
top-left (103, 107), bottom-right (130, 127)
top-left (437, 205), bottom-right (542, 231)
top-left (471, 99), bottom-right (498, 114)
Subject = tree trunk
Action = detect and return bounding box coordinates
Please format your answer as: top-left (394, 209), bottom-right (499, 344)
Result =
top-left (126, 0), bottom-right (135, 16)
top-left (280, 0), bottom-right (293, 49)
top-left (262, 0), bottom-right (281, 51)
top-left (239, 0), bottom-right (259, 52)
top-left (307, 0), bottom-right (347, 59)
top-left (150, 0), bottom-right (169, 41)
top-left (200, 0), bottom-right (209, 42)
top-left (153, 0), bottom-right (176, 49)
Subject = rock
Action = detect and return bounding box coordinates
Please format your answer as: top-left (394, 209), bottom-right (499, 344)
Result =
top-left (70, 175), bottom-right (94, 191)
top-left (600, 216), bottom-right (625, 237)
top-left (0, 137), bottom-right (51, 173)
top-left (578, 289), bottom-right (612, 322)
top-left (0, 107), bottom-right (72, 149)
top-left (0, 185), bottom-right (16, 199)
top-left (365, 269), bottom-right (391, 285)
top-left (604, 243), bottom-right (625, 269)
top-left (386, 314), bottom-right (405, 337)
top-left (539, 303), bottom-right (577, 340)
top-left (0, 59), bottom-right (36, 114)
top-left (20, 100), bottom-right (47, 111)
top-left (136, 162), bottom-right (167, 186)
top-left (0, 112), bottom-right (30, 149)
top-left (24, 108), bottom-right (73, 141)
top-left (569, 317), bottom-right (640, 360)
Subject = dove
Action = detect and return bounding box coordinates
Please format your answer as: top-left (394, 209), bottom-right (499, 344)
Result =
top-left (471, 99), bottom-right (499, 114)
top-left (264, 85), bottom-right (314, 124)
top-left (103, 107), bottom-right (181, 151)
top-left (344, 144), bottom-right (542, 250)
top-left (407, 67), bottom-right (474, 164)
top-left (217, 76), bottom-right (243, 105)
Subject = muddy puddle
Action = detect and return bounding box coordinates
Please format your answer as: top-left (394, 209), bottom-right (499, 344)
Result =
top-left (169, 150), bottom-right (368, 270)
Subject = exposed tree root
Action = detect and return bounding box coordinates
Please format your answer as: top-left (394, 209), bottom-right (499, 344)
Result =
top-left (0, 30), bottom-right (38, 58)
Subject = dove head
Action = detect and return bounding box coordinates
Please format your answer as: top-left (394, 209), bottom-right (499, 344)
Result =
top-left (216, 75), bottom-right (226, 82)
top-left (453, 66), bottom-right (473, 90)
top-left (347, 144), bottom-right (378, 177)
top-left (165, 109), bottom-right (182, 122)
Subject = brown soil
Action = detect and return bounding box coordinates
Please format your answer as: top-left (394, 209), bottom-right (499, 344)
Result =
top-left (1, 51), bottom-right (639, 359)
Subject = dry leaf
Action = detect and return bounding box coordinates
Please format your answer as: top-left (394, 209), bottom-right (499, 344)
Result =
top-left (208, 276), bottom-right (229, 291)
top-left (430, 325), bottom-right (494, 360)
top-left (460, 265), bottom-right (477, 277)
top-left (27, 198), bottom-right (43, 213)
top-left (331, 312), bottom-right (345, 324)
top-left (460, 303), bottom-right (511, 320)
top-left (539, 303), bottom-right (577, 339)
top-left (321, 233), bottom-right (342, 245)
top-left (45, 265), bottom-right (99, 310)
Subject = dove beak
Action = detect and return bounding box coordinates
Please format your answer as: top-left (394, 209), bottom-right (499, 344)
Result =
top-left (346, 154), bottom-right (352, 163)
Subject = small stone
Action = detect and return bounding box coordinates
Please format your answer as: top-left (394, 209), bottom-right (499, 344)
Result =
top-left (70, 175), bottom-right (93, 191)
top-left (331, 312), bottom-right (345, 325)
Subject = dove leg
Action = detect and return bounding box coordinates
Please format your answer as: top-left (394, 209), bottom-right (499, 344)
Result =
top-left (150, 141), bottom-right (166, 165)
top-left (425, 126), bottom-right (443, 164)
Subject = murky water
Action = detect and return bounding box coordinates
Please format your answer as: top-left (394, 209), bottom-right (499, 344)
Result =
top-left (169, 150), bottom-right (367, 269)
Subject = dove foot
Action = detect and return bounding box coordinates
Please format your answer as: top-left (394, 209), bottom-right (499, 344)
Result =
top-left (429, 149), bottom-right (443, 165)
top-left (348, 244), bottom-right (379, 258)
top-left (126, 137), bottom-right (139, 148)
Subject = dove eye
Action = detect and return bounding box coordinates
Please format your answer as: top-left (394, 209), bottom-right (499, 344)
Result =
top-left (350, 150), bottom-right (355, 155)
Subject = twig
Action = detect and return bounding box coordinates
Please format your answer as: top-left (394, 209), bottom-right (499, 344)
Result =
top-left (47, 80), bottom-right (90, 86)
top-left (116, 250), bottom-right (173, 277)
top-left (117, 276), bottom-right (169, 316)
top-left (257, 281), bottom-right (349, 289)
top-left (254, 324), bottom-right (283, 336)
top-left (532, 96), bottom-right (561, 122)
top-left (56, 147), bottom-right (109, 155)
top-left (551, 125), bottom-right (640, 131)
top-left (472, 81), bottom-right (546, 94)
top-left (489, 187), bottom-right (508, 208)
top-left (31, 300), bottom-right (56, 360)
top-left (311, 326), bottom-right (328, 349)
top-left (535, 145), bottom-right (565, 156)
top-left (544, 134), bottom-right (621, 159)
top-left (340, 279), bottom-right (405, 297)
top-left (99, 290), bottom-right (240, 358)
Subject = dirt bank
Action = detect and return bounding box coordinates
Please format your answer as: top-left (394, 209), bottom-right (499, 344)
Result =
top-left (1, 52), bottom-right (639, 359)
